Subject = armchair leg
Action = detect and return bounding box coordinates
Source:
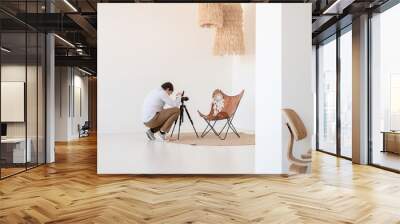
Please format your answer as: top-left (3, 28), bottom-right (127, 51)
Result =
top-left (200, 117), bottom-right (241, 140)
top-left (200, 123), bottom-right (208, 137)
top-left (221, 121), bottom-right (230, 140)
top-left (217, 120), bottom-right (229, 136)
top-left (201, 120), bottom-right (217, 138)
top-left (227, 119), bottom-right (240, 138)
top-left (218, 119), bottom-right (241, 140)
top-left (201, 118), bottom-right (222, 139)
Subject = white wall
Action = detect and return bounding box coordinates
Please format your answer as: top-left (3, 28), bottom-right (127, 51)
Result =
top-left (55, 67), bottom-right (70, 141)
top-left (281, 4), bottom-right (313, 172)
top-left (232, 4), bottom-right (256, 132)
top-left (71, 74), bottom-right (89, 138)
top-left (255, 4), bottom-right (283, 173)
top-left (255, 4), bottom-right (312, 173)
top-left (98, 3), bottom-right (236, 134)
top-left (55, 67), bottom-right (89, 141)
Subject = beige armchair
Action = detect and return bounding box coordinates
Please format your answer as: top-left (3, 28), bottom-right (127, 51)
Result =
top-left (282, 108), bottom-right (312, 174)
top-left (198, 89), bottom-right (244, 140)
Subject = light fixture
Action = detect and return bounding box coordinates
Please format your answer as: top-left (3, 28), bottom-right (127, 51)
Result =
top-left (54, 34), bottom-right (75, 48)
top-left (63, 0), bottom-right (78, 12)
top-left (76, 48), bottom-right (87, 56)
top-left (1, 47), bottom-right (11, 53)
top-left (198, 3), bottom-right (223, 28)
top-left (213, 4), bottom-right (245, 56)
top-left (78, 67), bottom-right (93, 76)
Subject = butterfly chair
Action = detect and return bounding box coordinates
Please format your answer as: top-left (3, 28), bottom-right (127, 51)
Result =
top-left (282, 108), bottom-right (312, 174)
top-left (198, 89), bottom-right (244, 140)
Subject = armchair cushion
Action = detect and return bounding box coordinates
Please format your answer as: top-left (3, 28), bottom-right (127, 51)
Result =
top-left (199, 89), bottom-right (244, 121)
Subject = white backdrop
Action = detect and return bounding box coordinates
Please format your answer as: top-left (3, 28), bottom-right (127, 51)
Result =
top-left (97, 3), bottom-right (312, 174)
top-left (98, 4), bottom-right (237, 134)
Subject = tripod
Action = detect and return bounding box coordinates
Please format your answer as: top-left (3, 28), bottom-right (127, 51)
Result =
top-left (170, 102), bottom-right (199, 140)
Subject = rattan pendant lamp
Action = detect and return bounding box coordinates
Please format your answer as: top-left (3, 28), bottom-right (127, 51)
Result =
top-left (213, 4), bottom-right (245, 56)
top-left (198, 3), bottom-right (223, 28)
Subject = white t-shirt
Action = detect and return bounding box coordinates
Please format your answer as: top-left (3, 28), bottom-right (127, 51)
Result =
top-left (142, 88), bottom-right (180, 123)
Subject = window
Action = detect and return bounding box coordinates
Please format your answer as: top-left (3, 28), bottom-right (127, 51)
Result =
top-left (370, 3), bottom-right (400, 171)
top-left (0, 1), bottom-right (47, 179)
top-left (316, 27), bottom-right (353, 159)
top-left (339, 29), bottom-right (352, 158)
top-left (318, 37), bottom-right (337, 154)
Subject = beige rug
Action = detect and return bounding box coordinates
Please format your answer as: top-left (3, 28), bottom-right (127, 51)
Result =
top-left (168, 132), bottom-right (255, 146)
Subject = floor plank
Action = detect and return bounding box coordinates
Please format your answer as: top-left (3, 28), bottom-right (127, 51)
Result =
top-left (1, 135), bottom-right (400, 224)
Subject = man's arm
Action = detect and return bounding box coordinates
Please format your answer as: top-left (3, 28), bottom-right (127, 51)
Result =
top-left (160, 91), bottom-right (181, 107)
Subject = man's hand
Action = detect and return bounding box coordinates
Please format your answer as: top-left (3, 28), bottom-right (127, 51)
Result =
top-left (176, 92), bottom-right (183, 97)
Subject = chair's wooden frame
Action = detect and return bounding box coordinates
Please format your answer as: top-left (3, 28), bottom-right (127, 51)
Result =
top-left (283, 109), bottom-right (312, 174)
top-left (286, 123), bottom-right (311, 166)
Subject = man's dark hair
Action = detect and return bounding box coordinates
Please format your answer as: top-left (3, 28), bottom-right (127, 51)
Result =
top-left (161, 82), bottom-right (174, 92)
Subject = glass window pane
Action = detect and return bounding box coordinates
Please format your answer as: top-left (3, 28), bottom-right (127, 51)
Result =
top-left (318, 37), bottom-right (337, 154)
top-left (1, 32), bottom-right (27, 178)
top-left (340, 30), bottom-right (352, 158)
top-left (26, 0), bottom-right (39, 169)
top-left (38, 33), bottom-right (46, 165)
top-left (27, 31), bottom-right (38, 169)
top-left (371, 3), bottom-right (400, 171)
top-left (0, 1), bottom-right (46, 179)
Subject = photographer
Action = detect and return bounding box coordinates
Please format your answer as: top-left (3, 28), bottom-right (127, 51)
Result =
top-left (142, 82), bottom-right (182, 141)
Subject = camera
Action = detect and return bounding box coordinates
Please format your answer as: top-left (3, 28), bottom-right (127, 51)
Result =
top-left (181, 91), bottom-right (189, 103)
top-left (181, 96), bottom-right (189, 102)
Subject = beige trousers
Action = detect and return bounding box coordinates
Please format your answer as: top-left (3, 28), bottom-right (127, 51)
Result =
top-left (144, 107), bottom-right (180, 133)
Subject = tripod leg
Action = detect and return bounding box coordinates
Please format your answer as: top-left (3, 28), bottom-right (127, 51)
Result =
top-left (183, 106), bottom-right (199, 137)
top-left (170, 119), bottom-right (178, 138)
top-left (177, 107), bottom-right (184, 140)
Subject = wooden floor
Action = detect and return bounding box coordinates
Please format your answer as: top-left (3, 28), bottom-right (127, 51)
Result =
top-left (1, 167), bottom-right (26, 178)
top-left (1, 136), bottom-right (400, 224)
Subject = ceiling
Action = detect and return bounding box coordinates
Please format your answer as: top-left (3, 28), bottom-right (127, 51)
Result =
top-left (0, 0), bottom-right (395, 75)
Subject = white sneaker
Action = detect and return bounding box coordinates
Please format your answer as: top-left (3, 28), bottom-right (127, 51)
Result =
top-left (156, 132), bottom-right (168, 141)
top-left (146, 129), bottom-right (155, 141)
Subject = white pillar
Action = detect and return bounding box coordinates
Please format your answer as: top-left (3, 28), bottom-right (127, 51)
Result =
top-left (46, 33), bottom-right (55, 163)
